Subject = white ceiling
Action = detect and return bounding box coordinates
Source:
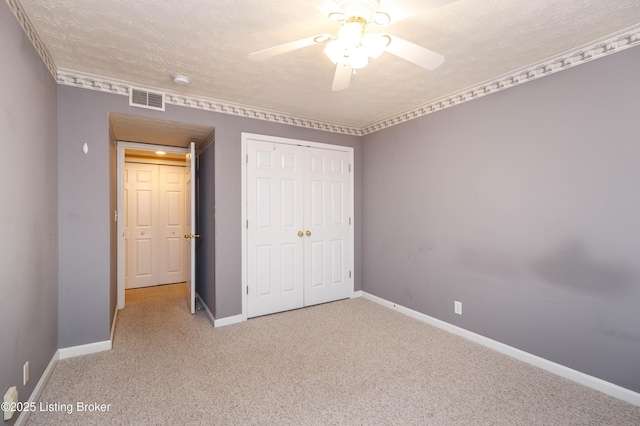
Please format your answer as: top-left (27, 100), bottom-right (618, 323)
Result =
top-left (17, 0), bottom-right (640, 129)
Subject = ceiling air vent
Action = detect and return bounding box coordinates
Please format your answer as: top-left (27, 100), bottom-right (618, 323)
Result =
top-left (129, 87), bottom-right (165, 111)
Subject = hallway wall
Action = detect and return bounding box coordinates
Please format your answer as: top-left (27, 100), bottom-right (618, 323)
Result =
top-left (0, 1), bottom-right (59, 421)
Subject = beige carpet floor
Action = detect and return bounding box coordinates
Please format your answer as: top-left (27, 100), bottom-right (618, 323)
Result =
top-left (28, 283), bottom-right (639, 425)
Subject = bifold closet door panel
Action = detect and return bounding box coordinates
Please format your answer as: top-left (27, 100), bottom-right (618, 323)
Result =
top-left (246, 140), bottom-right (305, 318)
top-left (303, 147), bottom-right (352, 307)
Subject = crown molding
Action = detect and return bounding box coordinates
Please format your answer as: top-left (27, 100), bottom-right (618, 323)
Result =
top-left (5, 0), bottom-right (57, 79)
top-left (197, 129), bottom-right (216, 156)
top-left (55, 69), bottom-right (363, 136)
top-left (361, 23), bottom-right (640, 135)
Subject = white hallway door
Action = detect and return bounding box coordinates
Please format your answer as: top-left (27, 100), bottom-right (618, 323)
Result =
top-left (125, 162), bottom-right (186, 289)
top-left (246, 139), bottom-right (353, 318)
top-left (185, 142), bottom-right (196, 314)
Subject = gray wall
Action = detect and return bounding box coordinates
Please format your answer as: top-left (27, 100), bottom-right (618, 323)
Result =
top-left (57, 85), bottom-right (362, 345)
top-left (0, 1), bottom-right (59, 421)
top-left (362, 45), bottom-right (640, 392)
top-left (58, 88), bottom-right (115, 347)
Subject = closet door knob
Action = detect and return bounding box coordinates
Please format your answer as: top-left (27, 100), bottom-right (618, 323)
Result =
top-left (298, 231), bottom-right (304, 237)
top-left (305, 230), bottom-right (311, 237)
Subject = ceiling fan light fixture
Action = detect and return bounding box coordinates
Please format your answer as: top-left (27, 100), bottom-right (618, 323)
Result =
top-left (362, 33), bottom-right (388, 59)
top-left (349, 46), bottom-right (369, 69)
top-left (248, 0), bottom-right (446, 92)
top-left (337, 0), bottom-right (378, 21)
top-left (324, 39), bottom-right (346, 64)
top-left (338, 20), bottom-right (365, 48)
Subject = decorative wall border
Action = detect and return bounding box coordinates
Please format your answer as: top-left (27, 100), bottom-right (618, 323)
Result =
top-left (196, 128), bottom-right (216, 156)
top-left (361, 23), bottom-right (640, 134)
top-left (8, 0), bottom-right (640, 137)
top-left (165, 92), bottom-right (363, 136)
top-left (56, 70), bottom-right (132, 96)
top-left (55, 69), bottom-right (363, 136)
top-left (5, 0), bottom-right (57, 78)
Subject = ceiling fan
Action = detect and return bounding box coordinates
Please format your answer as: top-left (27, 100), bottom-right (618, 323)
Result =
top-left (249, 0), bottom-right (446, 91)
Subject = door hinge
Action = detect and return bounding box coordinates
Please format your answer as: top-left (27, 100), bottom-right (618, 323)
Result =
top-left (349, 164), bottom-right (351, 172)
top-left (349, 217), bottom-right (351, 225)
top-left (246, 286), bottom-right (249, 295)
top-left (349, 270), bottom-right (352, 278)
top-left (246, 154), bottom-right (248, 163)
top-left (246, 220), bottom-right (249, 229)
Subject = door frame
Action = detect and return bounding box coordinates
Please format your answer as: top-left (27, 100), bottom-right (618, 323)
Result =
top-left (116, 141), bottom-right (188, 309)
top-left (240, 133), bottom-right (355, 321)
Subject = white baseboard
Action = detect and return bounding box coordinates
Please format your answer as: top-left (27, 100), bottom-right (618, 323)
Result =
top-left (351, 290), bottom-right (363, 298)
top-left (214, 314), bottom-right (244, 328)
top-left (110, 306), bottom-right (119, 342)
top-left (360, 291), bottom-right (640, 407)
top-left (15, 350), bottom-right (59, 426)
top-left (58, 340), bottom-right (112, 360)
top-left (196, 293), bottom-right (215, 327)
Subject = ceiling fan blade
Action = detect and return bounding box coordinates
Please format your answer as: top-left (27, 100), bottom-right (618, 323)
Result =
top-left (385, 35), bottom-right (444, 70)
top-left (249, 35), bottom-right (327, 61)
top-left (332, 63), bottom-right (352, 91)
top-left (377, 0), bottom-right (456, 25)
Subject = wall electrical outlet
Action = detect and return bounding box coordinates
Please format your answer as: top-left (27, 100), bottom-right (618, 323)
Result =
top-left (23, 361), bottom-right (29, 385)
top-left (454, 300), bottom-right (462, 315)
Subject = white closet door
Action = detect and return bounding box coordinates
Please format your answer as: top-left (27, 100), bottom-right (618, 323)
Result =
top-left (303, 148), bottom-right (352, 306)
top-left (125, 163), bottom-right (159, 289)
top-left (158, 165), bottom-right (186, 285)
top-left (247, 140), bottom-right (305, 318)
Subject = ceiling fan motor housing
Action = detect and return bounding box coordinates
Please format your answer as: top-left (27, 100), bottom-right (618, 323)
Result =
top-left (336, 0), bottom-right (379, 21)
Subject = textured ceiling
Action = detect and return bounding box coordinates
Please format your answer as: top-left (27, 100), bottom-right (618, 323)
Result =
top-left (18, 0), bottom-right (640, 128)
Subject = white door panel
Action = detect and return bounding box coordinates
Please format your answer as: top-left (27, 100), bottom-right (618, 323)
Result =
top-left (281, 243), bottom-right (297, 293)
top-left (158, 165), bottom-right (185, 285)
top-left (185, 142), bottom-right (196, 314)
top-left (247, 140), bottom-right (304, 318)
top-left (125, 163), bottom-right (159, 289)
top-left (303, 147), bottom-right (352, 307)
top-left (124, 168), bottom-right (129, 285)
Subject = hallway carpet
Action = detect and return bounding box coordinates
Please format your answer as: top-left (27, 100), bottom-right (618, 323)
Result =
top-left (28, 284), bottom-right (639, 425)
